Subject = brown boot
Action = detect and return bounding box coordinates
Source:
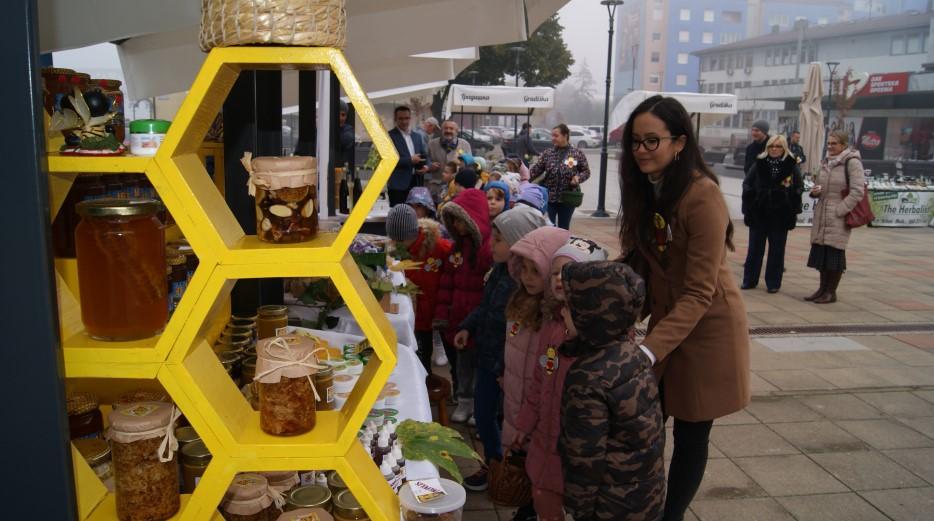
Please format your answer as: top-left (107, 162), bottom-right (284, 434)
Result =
top-left (814, 271), bottom-right (842, 304)
top-left (805, 271), bottom-right (827, 301)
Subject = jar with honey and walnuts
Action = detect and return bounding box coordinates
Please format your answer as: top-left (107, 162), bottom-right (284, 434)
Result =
top-left (242, 153), bottom-right (318, 244)
top-left (255, 335), bottom-right (323, 436)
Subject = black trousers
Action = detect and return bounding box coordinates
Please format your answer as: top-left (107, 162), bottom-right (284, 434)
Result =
top-left (413, 329), bottom-right (433, 375)
top-left (661, 381), bottom-right (714, 521)
top-left (743, 224), bottom-right (789, 290)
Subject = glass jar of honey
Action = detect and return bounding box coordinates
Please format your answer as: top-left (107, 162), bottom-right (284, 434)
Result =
top-left (257, 305), bottom-right (288, 339)
top-left (166, 248), bottom-right (187, 315)
top-left (75, 199), bottom-right (167, 340)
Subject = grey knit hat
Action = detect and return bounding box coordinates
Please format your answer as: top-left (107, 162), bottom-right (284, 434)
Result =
top-left (553, 236), bottom-right (608, 263)
top-left (386, 204), bottom-right (419, 242)
top-left (752, 120), bottom-right (770, 134)
top-left (492, 205), bottom-right (549, 246)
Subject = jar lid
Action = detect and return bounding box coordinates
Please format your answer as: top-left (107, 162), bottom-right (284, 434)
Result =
top-left (332, 490), bottom-right (364, 516)
top-left (175, 425), bottom-right (200, 445)
top-left (216, 338), bottom-right (250, 352)
top-left (129, 119), bottom-right (171, 134)
top-left (232, 312), bottom-right (259, 321)
top-left (258, 305), bottom-right (288, 316)
top-left (398, 478), bottom-right (467, 515)
top-left (76, 198), bottom-right (162, 217)
top-left (276, 507), bottom-right (333, 521)
top-left (223, 326), bottom-right (254, 337)
top-left (216, 350), bottom-right (241, 364)
top-left (110, 402), bottom-right (175, 443)
top-left (181, 440), bottom-right (212, 464)
top-left (225, 473), bottom-right (269, 501)
top-left (230, 318), bottom-right (257, 329)
top-left (255, 335), bottom-right (319, 383)
top-left (66, 392), bottom-right (99, 416)
top-left (114, 389), bottom-right (169, 409)
top-left (252, 156), bottom-right (316, 173)
top-left (287, 485), bottom-right (331, 508)
top-left (315, 366), bottom-right (333, 378)
top-left (167, 252), bottom-right (187, 266)
top-left (73, 438), bottom-right (110, 465)
top-left (263, 471), bottom-right (299, 488)
top-left (326, 471), bottom-right (346, 490)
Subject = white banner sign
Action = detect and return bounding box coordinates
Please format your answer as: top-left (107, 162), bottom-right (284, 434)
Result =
top-left (447, 85), bottom-right (555, 112)
top-left (797, 189), bottom-right (934, 228)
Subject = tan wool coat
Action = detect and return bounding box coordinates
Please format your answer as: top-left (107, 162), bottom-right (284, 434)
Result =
top-left (636, 174), bottom-right (751, 422)
top-left (810, 149), bottom-right (866, 251)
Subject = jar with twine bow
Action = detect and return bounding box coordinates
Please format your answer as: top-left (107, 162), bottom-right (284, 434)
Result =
top-left (222, 473), bottom-right (288, 521)
top-left (242, 152), bottom-right (318, 244)
top-left (255, 335), bottom-right (328, 436)
top-left (107, 402), bottom-right (181, 521)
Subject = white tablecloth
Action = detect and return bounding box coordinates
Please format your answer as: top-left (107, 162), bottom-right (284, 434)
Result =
top-left (285, 327), bottom-right (438, 481)
top-left (330, 292), bottom-right (417, 350)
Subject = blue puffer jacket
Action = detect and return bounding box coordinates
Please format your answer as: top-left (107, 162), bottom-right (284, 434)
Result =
top-left (459, 262), bottom-right (515, 377)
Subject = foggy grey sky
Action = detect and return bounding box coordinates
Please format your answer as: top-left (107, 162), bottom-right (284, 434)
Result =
top-left (557, 0), bottom-right (615, 85)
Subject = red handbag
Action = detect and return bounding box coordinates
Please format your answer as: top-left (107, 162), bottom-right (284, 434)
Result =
top-left (840, 158), bottom-right (875, 228)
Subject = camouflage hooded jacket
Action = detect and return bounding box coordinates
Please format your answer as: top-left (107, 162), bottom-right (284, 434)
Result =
top-left (559, 261), bottom-right (665, 521)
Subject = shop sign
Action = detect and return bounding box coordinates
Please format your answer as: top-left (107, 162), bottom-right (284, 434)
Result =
top-left (859, 73), bottom-right (910, 96)
top-left (868, 190), bottom-right (934, 227)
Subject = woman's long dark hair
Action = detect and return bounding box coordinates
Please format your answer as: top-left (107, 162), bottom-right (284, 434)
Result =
top-left (618, 95), bottom-right (734, 253)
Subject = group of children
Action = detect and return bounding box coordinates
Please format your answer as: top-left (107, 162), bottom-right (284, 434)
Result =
top-left (385, 156), bottom-right (666, 521)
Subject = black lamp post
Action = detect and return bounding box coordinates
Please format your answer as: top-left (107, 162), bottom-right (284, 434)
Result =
top-left (825, 61), bottom-right (839, 151)
top-left (593, 0), bottom-right (624, 218)
top-left (511, 46), bottom-right (525, 155)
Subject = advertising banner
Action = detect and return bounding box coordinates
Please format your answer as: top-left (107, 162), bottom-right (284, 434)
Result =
top-left (858, 72), bottom-right (910, 96)
top-left (857, 117), bottom-right (888, 161)
top-left (868, 190), bottom-right (934, 227)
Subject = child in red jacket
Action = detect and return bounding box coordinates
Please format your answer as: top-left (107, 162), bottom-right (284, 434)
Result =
top-left (386, 204), bottom-right (452, 373)
top-left (434, 187), bottom-right (493, 423)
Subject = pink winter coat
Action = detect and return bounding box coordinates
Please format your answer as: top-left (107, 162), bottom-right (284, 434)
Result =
top-left (501, 227), bottom-right (571, 455)
top-left (515, 319), bottom-right (572, 494)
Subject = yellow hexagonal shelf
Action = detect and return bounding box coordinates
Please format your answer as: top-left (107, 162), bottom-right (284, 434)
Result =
top-left (154, 47), bottom-right (399, 267)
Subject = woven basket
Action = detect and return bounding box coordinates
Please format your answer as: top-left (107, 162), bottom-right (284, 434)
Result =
top-left (200, 0), bottom-right (347, 52)
top-left (487, 451), bottom-right (532, 507)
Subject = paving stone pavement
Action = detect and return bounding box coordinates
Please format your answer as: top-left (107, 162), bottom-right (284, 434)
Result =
top-left (425, 212), bottom-right (934, 520)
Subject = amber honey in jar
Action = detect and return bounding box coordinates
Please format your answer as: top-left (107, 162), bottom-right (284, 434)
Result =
top-left (67, 392), bottom-right (103, 439)
top-left (257, 305), bottom-right (289, 339)
top-left (256, 335), bottom-right (320, 436)
top-left (108, 402), bottom-right (180, 521)
top-left (180, 440), bottom-right (211, 493)
top-left (332, 490), bottom-right (369, 521)
top-left (222, 473), bottom-right (279, 521)
top-left (75, 199), bottom-right (167, 340)
top-left (244, 155), bottom-right (318, 243)
top-left (314, 367), bottom-right (335, 412)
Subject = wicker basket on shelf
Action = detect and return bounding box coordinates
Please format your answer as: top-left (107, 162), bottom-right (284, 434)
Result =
top-left (200, 0), bottom-right (346, 52)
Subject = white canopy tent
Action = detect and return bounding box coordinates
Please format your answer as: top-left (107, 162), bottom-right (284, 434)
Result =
top-left (443, 84), bottom-right (555, 116)
top-left (609, 90), bottom-right (739, 134)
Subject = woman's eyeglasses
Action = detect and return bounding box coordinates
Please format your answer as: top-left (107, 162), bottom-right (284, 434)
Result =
top-left (767, 145), bottom-right (783, 149)
top-left (631, 136), bottom-right (680, 152)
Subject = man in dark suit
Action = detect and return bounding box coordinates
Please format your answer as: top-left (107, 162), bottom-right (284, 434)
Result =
top-left (387, 106), bottom-right (427, 206)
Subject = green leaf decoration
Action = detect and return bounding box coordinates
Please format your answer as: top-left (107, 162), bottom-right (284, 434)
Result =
top-left (396, 420), bottom-right (482, 483)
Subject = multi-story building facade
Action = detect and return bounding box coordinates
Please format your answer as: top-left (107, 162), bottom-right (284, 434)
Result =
top-left (614, 0), bottom-right (928, 100)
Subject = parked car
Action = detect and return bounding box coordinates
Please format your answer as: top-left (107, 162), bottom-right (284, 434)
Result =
top-left (586, 125), bottom-right (605, 142)
top-left (459, 130), bottom-right (493, 154)
top-left (570, 129), bottom-right (599, 149)
top-left (502, 128), bottom-right (553, 156)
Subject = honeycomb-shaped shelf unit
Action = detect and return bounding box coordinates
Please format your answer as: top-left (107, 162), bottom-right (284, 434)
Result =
top-left (51, 47), bottom-right (402, 521)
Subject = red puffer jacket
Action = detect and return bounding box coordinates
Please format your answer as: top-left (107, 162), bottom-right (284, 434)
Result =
top-left (406, 219), bottom-right (453, 332)
top-left (434, 189), bottom-right (493, 347)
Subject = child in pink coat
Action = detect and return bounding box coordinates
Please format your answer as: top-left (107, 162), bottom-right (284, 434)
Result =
top-left (512, 236), bottom-right (609, 521)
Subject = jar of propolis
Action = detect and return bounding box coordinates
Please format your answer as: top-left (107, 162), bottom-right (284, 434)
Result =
top-left (243, 154), bottom-right (318, 243)
top-left (108, 402), bottom-right (180, 521)
top-left (75, 199), bottom-right (167, 340)
top-left (257, 305), bottom-right (288, 339)
top-left (222, 473), bottom-right (279, 521)
top-left (255, 335), bottom-right (320, 436)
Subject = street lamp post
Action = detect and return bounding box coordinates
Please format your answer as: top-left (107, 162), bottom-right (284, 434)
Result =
top-left (825, 61), bottom-right (839, 152)
top-left (630, 44), bottom-right (638, 91)
top-left (593, 0), bottom-right (624, 218)
top-left (510, 46), bottom-right (525, 156)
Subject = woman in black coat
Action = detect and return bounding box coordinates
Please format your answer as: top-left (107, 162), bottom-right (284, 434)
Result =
top-left (741, 134), bottom-right (804, 293)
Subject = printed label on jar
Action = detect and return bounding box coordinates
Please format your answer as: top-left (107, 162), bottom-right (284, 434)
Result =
top-left (300, 471), bottom-right (316, 486)
top-left (327, 386), bottom-right (334, 403)
top-left (410, 478), bottom-right (447, 504)
top-left (120, 403), bottom-right (159, 417)
top-left (276, 326), bottom-right (290, 336)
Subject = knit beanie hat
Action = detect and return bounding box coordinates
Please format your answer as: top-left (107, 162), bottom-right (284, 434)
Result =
top-left (492, 205), bottom-right (549, 246)
top-left (455, 168), bottom-right (478, 189)
top-left (484, 180), bottom-right (511, 210)
top-left (405, 186), bottom-right (436, 217)
top-left (474, 157), bottom-right (487, 172)
top-left (458, 152), bottom-right (476, 167)
top-left (553, 236), bottom-right (608, 263)
top-left (516, 184), bottom-right (547, 214)
top-left (752, 120), bottom-right (770, 134)
top-left (386, 204), bottom-right (419, 242)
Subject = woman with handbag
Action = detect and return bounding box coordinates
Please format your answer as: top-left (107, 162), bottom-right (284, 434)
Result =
top-left (529, 124), bottom-right (591, 230)
top-left (806, 130), bottom-right (866, 304)
top-left (741, 134), bottom-right (804, 293)
top-left (618, 95), bottom-right (750, 521)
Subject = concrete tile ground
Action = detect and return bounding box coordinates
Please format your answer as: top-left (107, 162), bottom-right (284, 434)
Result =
top-left (424, 215), bottom-right (934, 520)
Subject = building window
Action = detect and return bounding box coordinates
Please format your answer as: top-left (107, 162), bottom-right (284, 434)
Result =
top-left (676, 74), bottom-right (688, 86)
top-left (677, 53), bottom-right (689, 65)
top-left (702, 32), bottom-right (713, 44)
top-left (652, 32), bottom-right (661, 41)
top-left (649, 74), bottom-right (660, 84)
top-left (653, 8), bottom-right (663, 21)
top-left (679, 30), bottom-right (690, 43)
top-left (704, 10), bottom-right (715, 22)
top-left (722, 10), bottom-right (741, 23)
top-left (891, 36), bottom-right (906, 55)
top-left (715, 82), bottom-right (724, 93)
top-left (710, 56), bottom-right (719, 70)
top-left (651, 52), bottom-right (660, 63)
top-left (680, 9), bottom-right (691, 21)
top-left (818, 17), bottom-right (828, 25)
top-left (765, 49), bottom-right (772, 66)
top-left (744, 81), bottom-right (752, 87)
top-left (907, 33), bottom-right (925, 54)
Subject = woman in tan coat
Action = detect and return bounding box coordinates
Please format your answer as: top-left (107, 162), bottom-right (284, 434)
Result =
top-left (618, 95), bottom-right (751, 521)
top-left (806, 130), bottom-right (866, 304)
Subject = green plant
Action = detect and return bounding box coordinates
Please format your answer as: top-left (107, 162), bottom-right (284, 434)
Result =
top-left (396, 420), bottom-right (482, 483)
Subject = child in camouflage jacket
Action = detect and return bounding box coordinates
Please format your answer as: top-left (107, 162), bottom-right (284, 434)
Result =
top-left (558, 261), bottom-right (665, 521)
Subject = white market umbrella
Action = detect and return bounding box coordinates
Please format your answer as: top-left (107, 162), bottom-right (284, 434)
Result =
top-left (798, 62), bottom-right (825, 178)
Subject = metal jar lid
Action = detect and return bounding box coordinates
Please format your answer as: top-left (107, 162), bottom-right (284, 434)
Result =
top-left (287, 485), bottom-right (332, 509)
top-left (326, 470), bottom-right (347, 491)
top-left (258, 304), bottom-right (288, 317)
top-left (66, 392), bottom-right (99, 416)
top-left (332, 490), bottom-right (365, 519)
top-left (76, 198), bottom-right (162, 217)
top-left (181, 439), bottom-right (212, 465)
top-left (175, 425), bottom-right (201, 446)
top-left (73, 438), bottom-right (111, 466)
